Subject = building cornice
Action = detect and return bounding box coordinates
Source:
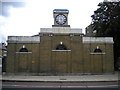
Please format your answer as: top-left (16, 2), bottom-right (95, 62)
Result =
top-left (83, 37), bottom-right (114, 44)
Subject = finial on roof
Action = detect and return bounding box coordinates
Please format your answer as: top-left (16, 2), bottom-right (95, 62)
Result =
top-left (97, 46), bottom-right (99, 49)
top-left (23, 45), bottom-right (25, 48)
top-left (60, 42), bottom-right (63, 45)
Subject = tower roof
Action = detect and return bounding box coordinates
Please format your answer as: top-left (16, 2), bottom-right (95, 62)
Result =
top-left (53, 9), bottom-right (69, 14)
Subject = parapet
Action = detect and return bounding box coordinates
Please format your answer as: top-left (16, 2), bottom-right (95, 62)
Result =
top-left (83, 37), bottom-right (114, 44)
top-left (40, 27), bottom-right (82, 34)
top-left (7, 36), bottom-right (40, 43)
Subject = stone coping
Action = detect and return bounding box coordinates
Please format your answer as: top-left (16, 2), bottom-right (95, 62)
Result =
top-left (90, 52), bottom-right (106, 55)
top-left (83, 37), bottom-right (114, 44)
top-left (52, 50), bottom-right (71, 52)
top-left (16, 52), bottom-right (32, 54)
top-left (7, 36), bottom-right (40, 43)
top-left (40, 28), bottom-right (82, 34)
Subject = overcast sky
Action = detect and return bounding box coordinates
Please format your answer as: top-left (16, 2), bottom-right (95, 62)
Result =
top-left (0, 0), bottom-right (104, 43)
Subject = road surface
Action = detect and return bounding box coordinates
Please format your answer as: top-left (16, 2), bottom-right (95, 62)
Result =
top-left (2, 81), bottom-right (119, 90)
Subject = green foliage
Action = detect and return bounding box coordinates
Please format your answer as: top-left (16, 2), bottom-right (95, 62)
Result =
top-left (91, 2), bottom-right (120, 61)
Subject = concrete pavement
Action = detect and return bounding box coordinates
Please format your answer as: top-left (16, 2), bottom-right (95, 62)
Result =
top-left (2, 72), bottom-right (119, 82)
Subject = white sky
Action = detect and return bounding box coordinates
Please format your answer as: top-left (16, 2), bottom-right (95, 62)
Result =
top-left (0, 0), bottom-right (104, 42)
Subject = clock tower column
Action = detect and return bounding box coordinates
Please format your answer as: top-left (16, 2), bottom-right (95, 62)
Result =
top-left (52, 9), bottom-right (70, 27)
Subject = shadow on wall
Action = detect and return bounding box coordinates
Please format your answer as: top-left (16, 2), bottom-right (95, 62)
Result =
top-left (2, 56), bottom-right (6, 72)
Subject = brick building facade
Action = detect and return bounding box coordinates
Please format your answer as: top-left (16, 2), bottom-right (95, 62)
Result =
top-left (6, 9), bottom-right (114, 75)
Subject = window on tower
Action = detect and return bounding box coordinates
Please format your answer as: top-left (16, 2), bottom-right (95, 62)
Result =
top-left (94, 46), bottom-right (102, 53)
top-left (56, 44), bottom-right (67, 50)
top-left (19, 45), bottom-right (28, 52)
top-left (19, 48), bottom-right (28, 52)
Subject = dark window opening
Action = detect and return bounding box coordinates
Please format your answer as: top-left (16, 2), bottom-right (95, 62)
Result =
top-left (94, 48), bottom-right (102, 53)
top-left (56, 44), bottom-right (67, 50)
top-left (19, 48), bottom-right (28, 52)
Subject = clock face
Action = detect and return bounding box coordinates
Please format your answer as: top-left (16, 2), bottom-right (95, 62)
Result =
top-left (55, 14), bottom-right (67, 25)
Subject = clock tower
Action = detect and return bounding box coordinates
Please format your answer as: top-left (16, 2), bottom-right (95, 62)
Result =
top-left (52, 9), bottom-right (70, 27)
